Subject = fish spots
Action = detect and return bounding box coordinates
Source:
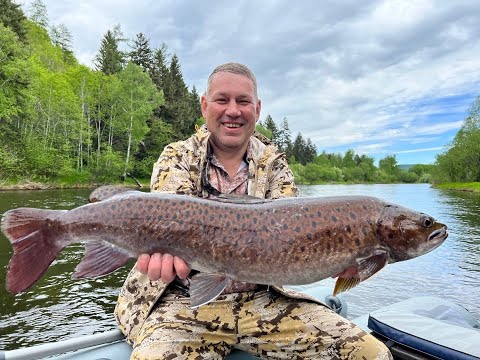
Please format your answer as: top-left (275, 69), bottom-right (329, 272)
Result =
top-left (326, 229), bottom-right (332, 237)
top-left (312, 221), bottom-right (317, 228)
top-left (283, 224), bottom-right (288, 230)
top-left (362, 226), bottom-right (368, 236)
top-left (336, 207), bottom-right (341, 213)
top-left (355, 238), bottom-right (361, 246)
top-left (350, 212), bottom-right (357, 220)
top-left (331, 215), bottom-right (338, 222)
top-left (346, 225), bottom-right (352, 234)
top-left (185, 210), bottom-right (190, 217)
top-left (253, 217), bottom-right (258, 224)
top-left (294, 226), bottom-right (301, 233)
top-left (338, 236), bottom-right (344, 244)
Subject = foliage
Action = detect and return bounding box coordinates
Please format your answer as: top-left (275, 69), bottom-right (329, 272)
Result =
top-left (434, 96), bottom-right (480, 183)
top-left (0, 0), bottom-right (27, 41)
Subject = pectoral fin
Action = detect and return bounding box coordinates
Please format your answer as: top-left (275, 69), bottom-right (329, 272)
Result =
top-left (189, 273), bottom-right (230, 308)
top-left (333, 251), bottom-right (388, 296)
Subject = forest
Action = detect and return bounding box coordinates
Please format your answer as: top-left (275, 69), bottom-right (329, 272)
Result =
top-left (1, 0), bottom-right (479, 187)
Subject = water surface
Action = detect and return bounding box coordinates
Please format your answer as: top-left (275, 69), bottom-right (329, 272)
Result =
top-left (0, 184), bottom-right (478, 350)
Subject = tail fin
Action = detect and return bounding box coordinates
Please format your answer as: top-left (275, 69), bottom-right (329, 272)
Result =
top-left (1, 208), bottom-right (67, 294)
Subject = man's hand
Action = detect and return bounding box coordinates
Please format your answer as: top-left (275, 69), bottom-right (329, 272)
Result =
top-left (136, 253), bottom-right (190, 283)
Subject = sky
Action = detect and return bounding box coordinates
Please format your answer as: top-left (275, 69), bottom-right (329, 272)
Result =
top-left (21, 0), bottom-right (480, 165)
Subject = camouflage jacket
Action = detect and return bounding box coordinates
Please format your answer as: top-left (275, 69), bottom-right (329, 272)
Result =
top-left (114, 125), bottom-right (326, 343)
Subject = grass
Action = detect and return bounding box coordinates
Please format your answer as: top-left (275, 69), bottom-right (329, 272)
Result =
top-left (434, 182), bottom-right (480, 192)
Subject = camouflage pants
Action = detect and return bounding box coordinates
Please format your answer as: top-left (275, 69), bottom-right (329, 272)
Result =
top-left (131, 289), bottom-right (392, 360)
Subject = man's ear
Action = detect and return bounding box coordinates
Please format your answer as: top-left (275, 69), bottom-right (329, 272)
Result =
top-left (255, 99), bottom-right (262, 121)
top-left (201, 95), bottom-right (208, 118)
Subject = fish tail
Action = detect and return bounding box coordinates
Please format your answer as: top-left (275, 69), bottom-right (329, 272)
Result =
top-left (1, 208), bottom-right (67, 294)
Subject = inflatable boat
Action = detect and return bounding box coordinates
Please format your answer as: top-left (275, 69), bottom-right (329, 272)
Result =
top-left (1, 286), bottom-right (479, 360)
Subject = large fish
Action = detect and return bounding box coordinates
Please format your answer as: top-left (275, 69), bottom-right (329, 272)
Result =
top-left (1, 189), bottom-right (448, 307)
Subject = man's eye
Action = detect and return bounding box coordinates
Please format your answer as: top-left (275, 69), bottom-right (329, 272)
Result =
top-left (238, 100), bottom-right (251, 105)
top-left (215, 99), bottom-right (227, 104)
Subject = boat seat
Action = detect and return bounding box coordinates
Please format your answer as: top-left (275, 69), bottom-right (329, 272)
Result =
top-left (367, 296), bottom-right (480, 360)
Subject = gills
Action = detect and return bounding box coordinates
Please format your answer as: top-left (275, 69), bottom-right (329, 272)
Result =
top-left (1, 190), bottom-right (448, 307)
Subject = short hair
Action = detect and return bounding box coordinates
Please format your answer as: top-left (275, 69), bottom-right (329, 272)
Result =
top-left (206, 62), bottom-right (258, 98)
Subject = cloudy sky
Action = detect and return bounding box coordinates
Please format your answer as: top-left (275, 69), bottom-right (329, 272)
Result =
top-left (21, 0), bottom-right (480, 164)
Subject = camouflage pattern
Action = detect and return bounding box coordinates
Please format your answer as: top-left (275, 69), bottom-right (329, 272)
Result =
top-left (115, 125), bottom-right (392, 358)
top-left (150, 125), bottom-right (298, 199)
top-left (130, 290), bottom-right (392, 359)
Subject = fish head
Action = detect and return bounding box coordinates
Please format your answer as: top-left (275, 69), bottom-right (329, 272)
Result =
top-left (377, 204), bottom-right (448, 262)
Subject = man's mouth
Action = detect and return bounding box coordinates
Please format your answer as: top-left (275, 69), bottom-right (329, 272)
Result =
top-left (222, 123), bottom-right (243, 129)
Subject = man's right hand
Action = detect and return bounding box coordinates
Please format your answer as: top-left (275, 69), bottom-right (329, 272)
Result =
top-left (136, 253), bottom-right (191, 283)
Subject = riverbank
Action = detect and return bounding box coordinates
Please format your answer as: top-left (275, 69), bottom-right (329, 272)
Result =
top-left (0, 180), bottom-right (149, 191)
top-left (2, 180), bottom-right (479, 192)
top-left (433, 182), bottom-right (480, 192)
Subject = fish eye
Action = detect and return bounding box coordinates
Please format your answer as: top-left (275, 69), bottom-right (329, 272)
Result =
top-left (422, 216), bottom-right (433, 228)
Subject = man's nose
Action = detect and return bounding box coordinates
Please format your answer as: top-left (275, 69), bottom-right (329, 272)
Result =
top-left (225, 100), bottom-right (241, 117)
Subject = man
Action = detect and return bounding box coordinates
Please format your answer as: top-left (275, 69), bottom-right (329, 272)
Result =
top-left (115, 62), bottom-right (392, 359)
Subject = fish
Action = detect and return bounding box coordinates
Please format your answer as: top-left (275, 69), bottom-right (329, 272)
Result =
top-left (1, 189), bottom-right (448, 307)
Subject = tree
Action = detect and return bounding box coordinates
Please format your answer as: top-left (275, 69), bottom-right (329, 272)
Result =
top-left (150, 43), bottom-right (169, 91)
top-left (95, 25), bottom-right (125, 75)
top-left (0, 0), bottom-right (27, 41)
top-left (263, 114), bottom-right (279, 145)
top-left (379, 155), bottom-right (400, 179)
top-left (115, 63), bottom-right (163, 177)
top-left (159, 54), bottom-right (194, 137)
top-left (28, 0), bottom-right (48, 28)
top-left (342, 149), bottom-right (356, 168)
top-left (277, 117), bottom-right (292, 153)
top-left (50, 23), bottom-right (75, 63)
top-left (129, 32), bottom-right (154, 73)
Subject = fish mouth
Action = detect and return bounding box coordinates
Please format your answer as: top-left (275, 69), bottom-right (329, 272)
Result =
top-left (428, 226), bottom-right (448, 242)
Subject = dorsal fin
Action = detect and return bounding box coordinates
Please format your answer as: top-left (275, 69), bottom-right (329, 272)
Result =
top-left (210, 194), bottom-right (272, 205)
top-left (88, 185), bottom-right (139, 203)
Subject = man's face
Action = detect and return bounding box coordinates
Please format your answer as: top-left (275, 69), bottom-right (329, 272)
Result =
top-left (201, 72), bottom-right (261, 153)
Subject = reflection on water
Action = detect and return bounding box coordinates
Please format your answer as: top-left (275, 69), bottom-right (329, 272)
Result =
top-left (0, 184), bottom-right (479, 350)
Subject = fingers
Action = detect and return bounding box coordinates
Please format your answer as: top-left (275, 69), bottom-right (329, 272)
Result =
top-left (135, 253), bottom-right (190, 283)
top-left (160, 254), bottom-right (176, 283)
top-left (136, 254), bottom-right (151, 274)
top-left (174, 256), bottom-right (191, 279)
top-left (148, 253), bottom-right (163, 281)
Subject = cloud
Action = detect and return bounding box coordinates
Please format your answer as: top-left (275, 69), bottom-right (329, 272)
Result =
top-left (23, 0), bottom-right (480, 163)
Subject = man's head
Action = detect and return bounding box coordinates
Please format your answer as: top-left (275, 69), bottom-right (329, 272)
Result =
top-left (201, 62), bottom-right (261, 155)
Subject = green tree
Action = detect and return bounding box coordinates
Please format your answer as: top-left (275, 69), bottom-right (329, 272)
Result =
top-left (379, 155), bottom-right (400, 181)
top-left (115, 63), bottom-right (163, 176)
top-left (263, 114), bottom-right (279, 145)
top-left (342, 149), bottom-right (356, 168)
top-left (95, 25), bottom-right (125, 75)
top-left (277, 117), bottom-right (292, 154)
top-left (159, 54), bottom-right (194, 137)
top-left (129, 32), bottom-right (154, 73)
top-left (28, 0), bottom-right (48, 28)
top-left (0, 0), bottom-right (27, 41)
top-left (49, 23), bottom-right (75, 62)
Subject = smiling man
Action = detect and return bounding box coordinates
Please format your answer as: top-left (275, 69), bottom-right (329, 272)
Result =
top-left (114, 63), bottom-right (392, 359)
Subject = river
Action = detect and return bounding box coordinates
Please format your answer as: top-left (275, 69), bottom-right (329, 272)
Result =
top-left (0, 184), bottom-right (479, 350)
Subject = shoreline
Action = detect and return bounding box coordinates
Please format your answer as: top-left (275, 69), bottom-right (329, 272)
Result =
top-left (1, 181), bottom-right (479, 193)
top-left (0, 182), bottom-right (146, 192)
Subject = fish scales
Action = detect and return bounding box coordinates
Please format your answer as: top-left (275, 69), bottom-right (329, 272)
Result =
top-left (1, 189), bottom-right (448, 306)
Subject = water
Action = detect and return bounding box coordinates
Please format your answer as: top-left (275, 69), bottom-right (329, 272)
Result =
top-left (0, 184), bottom-right (479, 350)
